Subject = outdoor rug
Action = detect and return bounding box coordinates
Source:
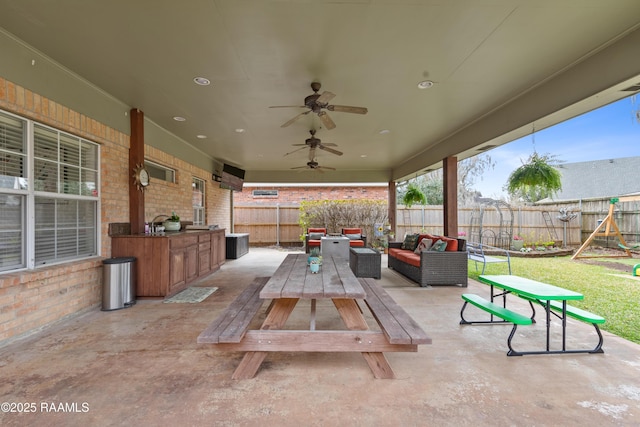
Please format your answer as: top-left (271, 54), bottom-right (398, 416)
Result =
top-left (164, 287), bottom-right (218, 303)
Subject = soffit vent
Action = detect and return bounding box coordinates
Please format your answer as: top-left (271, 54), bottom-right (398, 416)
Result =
top-left (621, 83), bottom-right (640, 92)
top-left (476, 145), bottom-right (497, 152)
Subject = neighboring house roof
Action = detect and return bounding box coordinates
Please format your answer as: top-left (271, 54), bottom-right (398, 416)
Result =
top-left (549, 156), bottom-right (640, 201)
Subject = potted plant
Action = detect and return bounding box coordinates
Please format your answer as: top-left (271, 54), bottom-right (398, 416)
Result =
top-left (402, 182), bottom-right (427, 208)
top-left (309, 258), bottom-right (321, 274)
top-left (512, 235), bottom-right (524, 251)
top-left (308, 247), bottom-right (321, 265)
top-left (506, 152), bottom-right (562, 202)
top-left (163, 211), bottom-right (181, 231)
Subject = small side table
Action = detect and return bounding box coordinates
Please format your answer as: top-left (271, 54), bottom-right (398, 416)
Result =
top-left (321, 236), bottom-right (350, 260)
top-left (349, 247), bottom-right (381, 279)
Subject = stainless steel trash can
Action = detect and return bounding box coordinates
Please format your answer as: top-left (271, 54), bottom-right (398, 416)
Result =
top-left (102, 257), bottom-right (136, 311)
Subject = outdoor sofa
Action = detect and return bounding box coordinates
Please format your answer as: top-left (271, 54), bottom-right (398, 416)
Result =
top-left (388, 233), bottom-right (468, 287)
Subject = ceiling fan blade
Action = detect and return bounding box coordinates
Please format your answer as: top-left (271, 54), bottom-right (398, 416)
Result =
top-left (322, 142), bottom-right (338, 147)
top-left (318, 111), bottom-right (336, 130)
top-left (291, 143), bottom-right (307, 146)
top-left (319, 144), bottom-right (343, 156)
top-left (281, 110), bottom-right (311, 128)
top-left (315, 91), bottom-right (336, 104)
top-left (291, 166), bottom-right (307, 170)
top-left (308, 147), bottom-right (317, 161)
top-left (269, 105), bottom-right (306, 108)
top-left (284, 146), bottom-right (308, 157)
top-left (327, 105), bottom-right (368, 114)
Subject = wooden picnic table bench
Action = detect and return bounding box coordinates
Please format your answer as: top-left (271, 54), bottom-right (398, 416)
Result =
top-left (359, 278), bottom-right (431, 345)
top-left (198, 254), bottom-right (430, 379)
top-left (197, 276), bottom-right (269, 344)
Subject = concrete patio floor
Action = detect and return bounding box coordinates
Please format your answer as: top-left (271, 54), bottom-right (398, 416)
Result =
top-left (1, 247), bottom-right (639, 426)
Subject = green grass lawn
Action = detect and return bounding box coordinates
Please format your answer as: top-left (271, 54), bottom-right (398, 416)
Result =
top-left (468, 255), bottom-right (640, 344)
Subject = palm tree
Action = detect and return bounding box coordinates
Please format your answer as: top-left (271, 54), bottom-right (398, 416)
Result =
top-left (507, 152), bottom-right (562, 202)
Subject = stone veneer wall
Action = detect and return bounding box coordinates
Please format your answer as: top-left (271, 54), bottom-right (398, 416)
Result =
top-left (0, 77), bottom-right (230, 344)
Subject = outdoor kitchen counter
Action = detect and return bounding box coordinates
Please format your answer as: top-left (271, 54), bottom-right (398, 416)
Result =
top-left (111, 228), bottom-right (226, 298)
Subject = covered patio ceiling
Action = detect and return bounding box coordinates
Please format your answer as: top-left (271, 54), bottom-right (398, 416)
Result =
top-left (1, 1), bottom-right (639, 184)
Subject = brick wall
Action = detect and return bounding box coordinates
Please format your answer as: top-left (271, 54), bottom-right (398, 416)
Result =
top-left (0, 77), bottom-right (230, 344)
top-left (234, 185), bottom-right (388, 206)
top-left (143, 146), bottom-right (231, 230)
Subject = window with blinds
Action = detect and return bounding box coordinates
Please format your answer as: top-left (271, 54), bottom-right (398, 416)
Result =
top-left (0, 109), bottom-right (99, 272)
top-left (192, 177), bottom-right (205, 225)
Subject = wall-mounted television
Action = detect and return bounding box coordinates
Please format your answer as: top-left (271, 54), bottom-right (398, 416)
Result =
top-left (219, 163), bottom-right (244, 192)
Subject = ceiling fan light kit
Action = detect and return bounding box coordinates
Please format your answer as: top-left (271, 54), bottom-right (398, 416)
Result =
top-left (291, 160), bottom-right (336, 173)
top-left (270, 82), bottom-right (368, 129)
top-left (272, 82), bottom-right (365, 172)
top-left (283, 129), bottom-right (343, 160)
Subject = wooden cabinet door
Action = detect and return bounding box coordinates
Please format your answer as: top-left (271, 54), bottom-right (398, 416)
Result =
top-left (169, 249), bottom-right (186, 291)
top-left (186, 245), bottom-right (198, 283)
top-left (211, 232), bottom-right (225, 268)
top-left (198, 248), bottom-right (211, 275)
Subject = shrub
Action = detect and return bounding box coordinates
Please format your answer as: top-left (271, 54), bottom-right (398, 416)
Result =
top-left (298, 199), bottom-right (388, 243)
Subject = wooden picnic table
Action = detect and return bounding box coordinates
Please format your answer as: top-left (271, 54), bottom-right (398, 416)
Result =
top-left (199, 253), bottom-right (430, 379)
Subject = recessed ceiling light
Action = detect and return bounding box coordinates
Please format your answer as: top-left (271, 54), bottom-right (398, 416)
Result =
top-left (173, 116), bottom-right (186, 122)
top-left (196, 135), bottom-right (207, 139)
top-left (360, 154), bottom-right (367, 158)
top-left (193, 77), bottom-right (211, 86)
top-left (417, 80), bottom-right (434, 89)
top-left (235, 128), bottom-right (245, 133)
top-left (379, 129), bottom-right (390, 134)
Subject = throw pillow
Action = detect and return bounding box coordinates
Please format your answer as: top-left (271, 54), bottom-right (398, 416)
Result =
top-left (414, 238), bottom-right (433, 254)
top-left (345, 233), bottom-right (361, 240)
top-left (401, 233), bottom-right (421, 251)
top-left (308, 232), bottom-right (324, 240)
top-left (430, 239), bottom-right (447, 252)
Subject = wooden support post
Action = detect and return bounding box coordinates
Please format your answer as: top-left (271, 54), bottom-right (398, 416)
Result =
top-left (443, 156), bottom-right (458, 238)
top-left (388, 180), bottom-right (397, 240)
top-left (129, 108), bottom-right (145, 235)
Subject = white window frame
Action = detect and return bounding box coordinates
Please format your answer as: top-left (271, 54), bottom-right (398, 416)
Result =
top-left (192, 176), bottom-right (205, 225)
top-left (145, 160), bottom-right (175, 184)
top-left (0, 109), bottom-right (100, 273)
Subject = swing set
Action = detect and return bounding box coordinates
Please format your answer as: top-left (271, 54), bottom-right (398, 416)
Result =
top-left (572, 195), bottom-right (640, 259)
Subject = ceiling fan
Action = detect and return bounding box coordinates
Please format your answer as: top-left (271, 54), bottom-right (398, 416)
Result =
top-left (269, 82), bottom-right (368, 130)
top-left (291, 160), bottom-right (336, 173)
top-left (284, 129), bottom-right (343, 160)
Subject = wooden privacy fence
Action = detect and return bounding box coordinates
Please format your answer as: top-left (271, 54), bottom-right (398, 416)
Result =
top-left (232, 202), bottom-right (640, 248)
top-left (555, 197), bottom-right (640, 247)
top-left (233, 205), bottom-right (303, 246)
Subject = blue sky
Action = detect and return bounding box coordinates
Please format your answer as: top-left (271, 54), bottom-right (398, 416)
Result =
top-left (473, 95), bottom-right (640, 198)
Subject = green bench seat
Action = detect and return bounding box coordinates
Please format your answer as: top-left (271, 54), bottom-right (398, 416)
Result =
top-left (517, 294), bottom-right (605, 353)
top-left (518, 295), bottom-right (605, 324)
top-left (460, 293), bottom-right (532, 325)
top-left (459, 293), bottom-right (531, 356)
